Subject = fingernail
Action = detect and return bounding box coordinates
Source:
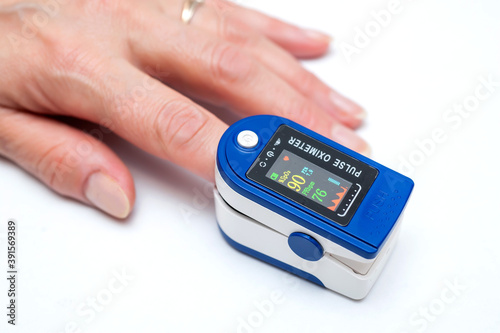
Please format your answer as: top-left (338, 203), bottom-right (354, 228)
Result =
top-left (331, 124), bottom-right (370, 155)
top-left (329, 90), bottom-right (366, 121)
top-left (303, 29), bottom-right (332, 43)
top-left (85, 172), bottom-right (131, 219)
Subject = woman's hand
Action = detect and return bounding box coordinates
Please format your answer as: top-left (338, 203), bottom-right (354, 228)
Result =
top-left (0, 0), bottom-right (368, 218)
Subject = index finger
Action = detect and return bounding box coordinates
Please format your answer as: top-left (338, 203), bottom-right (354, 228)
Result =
top-left (40, 58), bottom-right (228, 182)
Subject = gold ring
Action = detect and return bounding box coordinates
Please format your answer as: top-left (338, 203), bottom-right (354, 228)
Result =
top-left (181, 0), bottom-right (205, 24)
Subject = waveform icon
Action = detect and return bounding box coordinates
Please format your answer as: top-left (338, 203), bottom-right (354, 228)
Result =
top-left (328, 186), bottom-right (348, 212)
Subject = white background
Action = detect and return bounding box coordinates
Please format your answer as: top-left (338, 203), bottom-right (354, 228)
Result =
top-left (1, 0), bottom-right (499, 332)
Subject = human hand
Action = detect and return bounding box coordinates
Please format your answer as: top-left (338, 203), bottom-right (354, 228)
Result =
top-left (0, 0), bottom-right (368, 218)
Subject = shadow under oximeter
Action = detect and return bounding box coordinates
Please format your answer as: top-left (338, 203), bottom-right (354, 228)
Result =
top-left (214, 115), bottom-right (414, 300)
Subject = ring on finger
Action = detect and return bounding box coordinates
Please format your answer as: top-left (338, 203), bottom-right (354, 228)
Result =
top-left (181, 0), bottom-right (205, 24)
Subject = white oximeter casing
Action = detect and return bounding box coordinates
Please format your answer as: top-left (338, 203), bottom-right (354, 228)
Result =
top-left (214, 115), bottom-right (414, 299)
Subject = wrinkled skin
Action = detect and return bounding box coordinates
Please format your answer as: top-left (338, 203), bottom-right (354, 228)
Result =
top-left (0, 0), bottom-right (368, 218)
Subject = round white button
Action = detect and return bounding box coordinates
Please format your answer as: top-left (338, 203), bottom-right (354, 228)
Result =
top-left (237, 130), bottom-right (259, 149)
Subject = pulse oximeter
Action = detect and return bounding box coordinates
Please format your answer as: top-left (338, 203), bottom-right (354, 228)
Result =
top-left (214, 115), bottom-right (414, 299)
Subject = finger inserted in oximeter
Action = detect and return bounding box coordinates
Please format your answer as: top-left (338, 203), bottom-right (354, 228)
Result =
top-left (214, 115), bottom-right (414, 299)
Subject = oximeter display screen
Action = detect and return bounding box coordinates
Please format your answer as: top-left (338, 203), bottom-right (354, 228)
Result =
top-left (247, 125), bottom-right (379, 226)
top-left (266, 150), bottom-right (353, 213)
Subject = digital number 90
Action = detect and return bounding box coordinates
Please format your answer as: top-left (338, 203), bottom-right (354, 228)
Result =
top-left (287, 175), bottom-right (305, 192)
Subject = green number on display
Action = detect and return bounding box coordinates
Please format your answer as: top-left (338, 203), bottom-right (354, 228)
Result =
top-left (312, 188), bottom-right (327, 202)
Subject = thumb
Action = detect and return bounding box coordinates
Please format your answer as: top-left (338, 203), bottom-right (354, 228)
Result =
top-left (0, 108), bottom-right (135, 219)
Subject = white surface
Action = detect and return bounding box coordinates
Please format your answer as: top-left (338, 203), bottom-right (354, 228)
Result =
top-left (1, 0), bottom-right (499, 332)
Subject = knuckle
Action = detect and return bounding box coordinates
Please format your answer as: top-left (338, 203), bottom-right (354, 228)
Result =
top-left (44, 37), bottom-right (98, 74)
top-left (35, 141), bottom-right (75, 190)
top-left (281, 99), bottom-right (316, 129)
top-left (296, 70), bottom-right (319, 93)
top-left (208, 43), bottom-right (255, 86)
top-left (210, 0), bottom-right (239, 23)
top-left (218, 17), bottom-right (252, 46)
top-left (153, 100), bottom-right (209, 158)
top-left (37, 11), bottom-right (114, 75)
top-left (38, 27), bottom-right (90, 73)
top-left (24, 11), bottom-right (81, 72)
top-left (81, 0), bottom-right (123, 17)
top-left (264, 17), bottom-right (284, 33)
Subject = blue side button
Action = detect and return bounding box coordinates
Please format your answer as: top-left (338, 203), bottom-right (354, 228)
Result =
top-left (288, 232), bottom-right (324, 261)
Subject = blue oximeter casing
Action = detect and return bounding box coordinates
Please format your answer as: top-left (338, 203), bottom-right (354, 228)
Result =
top-left (214, 115), bottom-right (413, 299)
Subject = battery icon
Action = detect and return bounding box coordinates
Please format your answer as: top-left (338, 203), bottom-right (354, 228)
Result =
top-left (270, 173), bottom-right (279, 180)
